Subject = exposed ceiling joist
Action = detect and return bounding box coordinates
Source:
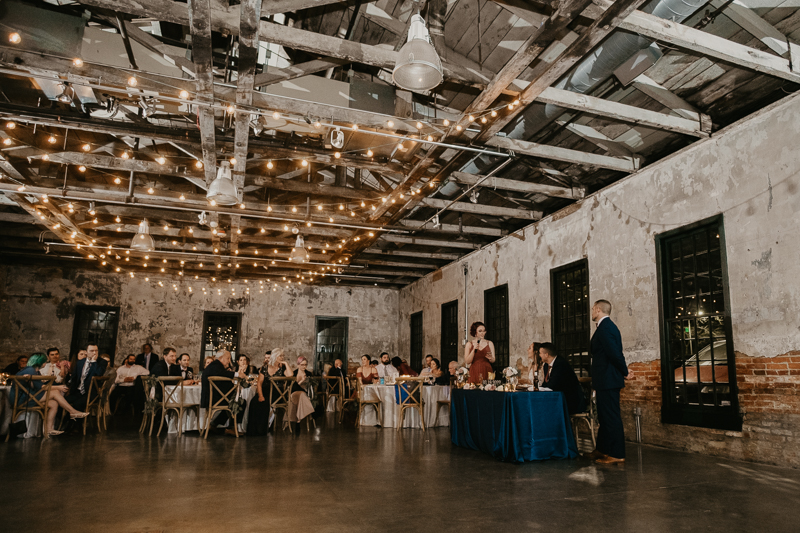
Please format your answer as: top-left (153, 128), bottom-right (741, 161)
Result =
top-left (188, 0), bottom-right (218, 186)
top-left (420, 197), bottom-right (543, 220)
top-left (252, 58), bottom-right (350, 88)
top-left (232, 0), bottom-right (262, 189)
top-left (449, 171), bottom-right (585, 199)
top-left (486, 136), bottom-right (639, 172)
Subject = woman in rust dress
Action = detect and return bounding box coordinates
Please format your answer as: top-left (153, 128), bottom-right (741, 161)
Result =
top-left (465, 321), bottom-right (495, 384)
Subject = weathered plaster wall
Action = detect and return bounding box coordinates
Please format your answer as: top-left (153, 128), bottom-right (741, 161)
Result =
top-left (399, 92), bottom-right (800, 467)
top-left (0, 265), bottom-right (398, 368)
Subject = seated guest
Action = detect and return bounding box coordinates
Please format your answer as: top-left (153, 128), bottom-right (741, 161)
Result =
top-left (448, 360), bottom-right (459, 377)
top-left (40, 348), bottom-right (70, 384)
top-left (258, 351), bottom-right (272, 375)
top-left (370, 359), bottom-right (379, 368)
top-left (539, 342), bottom-right (586, 414)
top-left (199, 356), bottom-right (215, 379)
top-left (527, 342), bottom-right (543, 386)
top-left (152, 348), bottom-right (183, 378)
top-left (392, 356), bottom-right (418, 377)
top-left (201, 349), bottom-right (249, 436)
top-left (135, 343), bottom-right (159, 372)
top-left (178, 353), bottom-right (195, 382)
top-left (65, 344), bottom-right (108, 412)
top-left (357, 355), bottom-right (379, 384)
top-left (70, 349), bottom-right (87, 369)
top-left (429, 358), bottom-right (450, 386)
top-left (3, 355), bottom-right (28, 375)
top-left (376, 352), bottom-right (399, 379)
top-left (288, 356), bottom-right (316, 425)
top-left (100, 354), bottom-right (116, 382)
top-left (248, 348), bottom-right (294, 436)
top-left (237, 354), bottom-right (257, 375)
top-left (110, 354), bottom-right (149, 414)
top-left (419, 354), bottom-right (434, 376)
top-left (327, 358), bottom-right (350, 398)
top-left (13, 353), bottom-right (88, 437)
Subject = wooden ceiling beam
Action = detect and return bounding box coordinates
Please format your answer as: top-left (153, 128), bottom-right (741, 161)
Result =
top-left (486, 136), bottom-right (639, 172)
top-left (420, 197), bottom-right (542, 220)
top-left (449, 171), bottom-right (585, 199)
top-left (187, 0), bottom-right (218, 186)
top-left (232, 0), bottom-right (262, 190)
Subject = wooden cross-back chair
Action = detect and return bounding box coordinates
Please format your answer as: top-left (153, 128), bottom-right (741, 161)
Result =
top-left (139, 375), bottom-right (158, 435)
top-left (268, 376), bottom-right (294, 422)
top-left (356, 379), bottom-right (382, 428)
top-left (433, 376), bottom-right (455, 427)
top-left (83, 375), bottom-right (112, 435)
top-left (5, 375), bottom-right (55, 441)
top-left (203, 377), bottom-right (241, 439)
top-left (321, 376), bottom-right (344, 414)
top-left (155, 376), bottom-right (195, 436)
top-left (571, 377), bottom-right (597, 449)
top-left (339, 375), bottom-right (358, 424)
top-left (395, 377), bottom-right (425, 431)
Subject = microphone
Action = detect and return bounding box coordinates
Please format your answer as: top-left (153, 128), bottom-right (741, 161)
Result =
top-left (476, 338), bottom-right (481, 347)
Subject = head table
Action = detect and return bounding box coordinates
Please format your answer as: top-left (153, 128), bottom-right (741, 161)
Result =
top-left (450, 389), bottom-right (578, 463)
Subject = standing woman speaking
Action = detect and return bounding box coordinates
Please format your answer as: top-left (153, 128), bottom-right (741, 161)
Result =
top-left (465, 321), bottom-right (495, 384)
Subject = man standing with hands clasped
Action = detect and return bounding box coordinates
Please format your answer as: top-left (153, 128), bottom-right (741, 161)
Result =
top-left (587, 299), bottom-right (632, 465)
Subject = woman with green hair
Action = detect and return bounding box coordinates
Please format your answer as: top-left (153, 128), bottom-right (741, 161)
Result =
top-left (13, 353), bottom-right (88, 437)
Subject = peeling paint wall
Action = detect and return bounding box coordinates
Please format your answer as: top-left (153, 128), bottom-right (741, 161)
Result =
top-left (0, 265), bottom-right (398, 369)
top-left (399, 92), bottom-right (800, 467)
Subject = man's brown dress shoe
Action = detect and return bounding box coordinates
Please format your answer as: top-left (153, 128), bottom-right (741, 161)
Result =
top-left (224, 428), bottom-right (237, 436)
top-left (583, 450), bottom-right (607, 460)
top-left (595, 455), bottom-right (625, 464)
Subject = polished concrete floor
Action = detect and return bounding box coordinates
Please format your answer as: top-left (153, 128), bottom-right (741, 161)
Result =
top-left (1, 414), bottom-right (800, 532)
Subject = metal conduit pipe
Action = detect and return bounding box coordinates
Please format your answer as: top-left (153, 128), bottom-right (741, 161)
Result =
top-left (458, 0), bottom-right (711, 178)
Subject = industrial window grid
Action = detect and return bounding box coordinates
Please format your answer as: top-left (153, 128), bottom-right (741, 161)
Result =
top-left (484, 285), bottom-right (509, 369)
top-left (551, 260), bottom-right (591, 376)
top-left (314, 316), bottom-right (348, 372)
top-left (658, 218), bottom-right (740, 430)
top-left (70, 306), bottom-right (120, 363)
top-left (201, 312), bottom-right (241, 362)
top-left (410, 311), bottom-right (423, 371)
top-left (440, 300), bottom-right (459, 369)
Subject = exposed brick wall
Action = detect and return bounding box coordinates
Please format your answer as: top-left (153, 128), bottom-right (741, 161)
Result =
top-left (618, 354), bottom-right (800, 468)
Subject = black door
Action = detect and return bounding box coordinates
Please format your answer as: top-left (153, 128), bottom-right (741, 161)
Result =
top-left (70, 306), bottom-right (120, 363)
top-left (315, 316), bottom-right (349, 372)
top-left (484, 285), bottom-right (509, 369)
top-left (440, 300), bottom-right (459, 368)
top-left (410, 311), bottom-right (423, 371)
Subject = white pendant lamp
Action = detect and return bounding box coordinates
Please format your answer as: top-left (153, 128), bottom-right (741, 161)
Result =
top-left (290, 235), bottom-right (308, 263)
top-left (206, 160), bottom-right (239, 206)
top-left (392, 13), bottom-right (443, 92)
top-left (130, 219), bottom-right (156, 252)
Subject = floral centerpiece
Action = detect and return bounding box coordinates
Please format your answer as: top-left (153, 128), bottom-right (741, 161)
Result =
top-left (503, 366), bottom-right (520, 391)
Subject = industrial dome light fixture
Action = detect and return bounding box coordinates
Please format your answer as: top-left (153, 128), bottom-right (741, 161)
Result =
top-left (331, 127), bottom-right (344, 149)
top-left (56, 83), bottom-right (75, 104)
top-left (392, 13), bottom-right (443, 92)
top-left (290, 235), bottom-right (308, 263)
top-left (206, 161), bottom-right (239, 206)
top-left (130, 219), bottom-right (156, 252)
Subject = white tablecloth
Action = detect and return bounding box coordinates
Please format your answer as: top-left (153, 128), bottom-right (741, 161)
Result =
top-left (358, 384), bottom-right (450, 428)
top-left (164, 384), bottom-right (255, 434)
top-left (1, 385), bottom-right (44, 438)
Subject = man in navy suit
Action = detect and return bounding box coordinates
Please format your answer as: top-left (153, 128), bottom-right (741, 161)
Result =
top-left (589, 300), bottom-right (632, 464)
top-left (65, 343), bottom-right (108, 411)
top-left (135, 343), bottom-right (159, 373)
top-left (539, 343), bottom-right (586, 415)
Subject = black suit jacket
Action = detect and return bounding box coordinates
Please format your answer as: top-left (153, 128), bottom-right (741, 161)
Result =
top-left (69, 358), bottom-right (109, 397)
top-left (543, 357), bottom-right (586, 415)
top-left (135, 352), bottom-right (160, 373)
top-left (590, 317), bottom-right (628, 390)
top-left (152, 360), bottom-right (183, 378)
top-left (180, 366), bottom-right (194, 380)
top-left (201, 359), bottom-right (236, 407)
top-left (327, 366), bottom-right (350, 395)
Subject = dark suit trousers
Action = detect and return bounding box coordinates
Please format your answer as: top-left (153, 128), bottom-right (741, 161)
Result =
top-left (596, 388), bottom-right (625, 459)
top-left (64, 392), bottom-right (89, 412)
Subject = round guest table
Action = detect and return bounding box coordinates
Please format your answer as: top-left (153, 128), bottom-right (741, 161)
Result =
top-left (359, 384), bottom-right (451, 428)
top-left (164, 384), bottom-right (256, 434)
top-left (450, 389), bottom-right (578, 462)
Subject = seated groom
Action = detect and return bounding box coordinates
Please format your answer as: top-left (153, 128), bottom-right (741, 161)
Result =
top-left (65, 344), bottom-right (108, 411)
top-left (201, 349), bottom-right (249, 436)
top-left (539, 342), bottom-right (586, 415)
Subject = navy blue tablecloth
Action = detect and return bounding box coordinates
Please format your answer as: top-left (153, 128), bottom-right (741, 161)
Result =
top-left (450, 389), bottom-right (578, 463)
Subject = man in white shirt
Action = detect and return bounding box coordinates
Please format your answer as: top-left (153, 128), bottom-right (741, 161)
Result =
top-left (40, 347), bottom-right (70, 384)
top-left (376, 352), bottom-right (399, 380)
top-left (419, 354), bottom-right (434, 377)
top-left (110, 354), bottom-right (149, 414)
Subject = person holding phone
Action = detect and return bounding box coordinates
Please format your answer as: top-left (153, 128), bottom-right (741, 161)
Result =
top-left (464, 322), bottom-right (495, 384)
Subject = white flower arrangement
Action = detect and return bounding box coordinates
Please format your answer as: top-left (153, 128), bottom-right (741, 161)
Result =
top-left (503, 366), bottom-right (519, 378)
top-left (456, 366), bottom-right (470, 377)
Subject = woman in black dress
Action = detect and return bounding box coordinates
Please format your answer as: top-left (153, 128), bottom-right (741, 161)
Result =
top-left (247, 348), bottom-right (293, 435)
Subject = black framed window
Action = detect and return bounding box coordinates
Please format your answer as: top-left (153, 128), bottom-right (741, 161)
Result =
top-left (202, 312), bottom-right (241, 361)
top-left (657, 216), bottom-right (740, 431)
top-left (315, 316), bottom-right (348, 372)
top-left (484, 285), bottom-right (509, 369)
top-left (410, 312), bottom-right (423, 371)
top-left (440, 300), bottom-right (459, 368)
top-left (70, 306), bottom-right (120, 363)
top-left (551, 259), bottom-right (590, 376)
